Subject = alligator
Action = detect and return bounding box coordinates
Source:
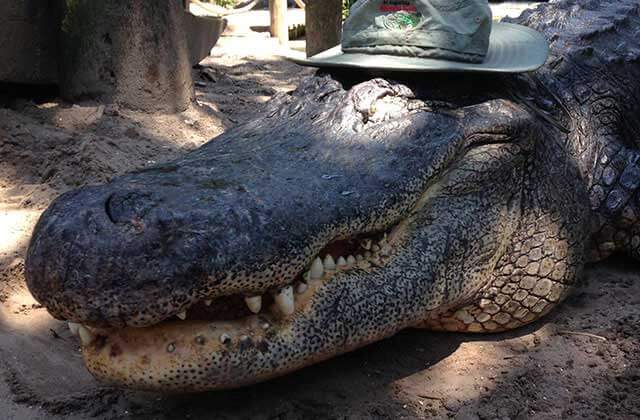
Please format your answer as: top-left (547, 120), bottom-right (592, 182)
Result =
top-left (25, 0), bottom-right (640, 392)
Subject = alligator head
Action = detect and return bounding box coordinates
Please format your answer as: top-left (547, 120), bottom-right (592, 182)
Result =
top-left (24, 74), bottom-right (583, 391)
top-left (25, 0), bottom-right (640, 392)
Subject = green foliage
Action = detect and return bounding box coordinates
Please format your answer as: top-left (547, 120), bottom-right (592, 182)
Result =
top-left (61, 0), bottom-right (80, 33)
top-left (343, 0), bottom-right (350, 19)
top-left (343, 0), bottom-right (357, 20)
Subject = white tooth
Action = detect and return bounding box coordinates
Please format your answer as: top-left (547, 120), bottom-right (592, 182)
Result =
top-left (347, 255), bottom-right (356, 265)
top-left (388, 226), bottom-right (401, 243)
top-left (358, 260), bottom-right (371, 269)
top-left (381, 244), bottom-right (392, 256)
top-left (205, 300), bottom-right (212, 306)
top-left (78, 326), bottom-right (94, 346)
top-left (274, 285), bottom-right (295, 315)
top-left (372, 244), bottom-right (380, 252)
top-left (68, 322), bottom-right (80, 336)
top-left (361, 239), bottom-right (372, 250)
top-left (323, 255), bottom-right (336, 270)
top-left (337, 256), bottom-right (347, 268)
top-left (245, 296), bottom-right (262, 314)
top-left (176, 311), bottom-right (187, 320)
top-left (240, 335), bottom-right (249, 342)
top-left (296, 282), bottom-right (308, 294)
top-left (220, 333), bottom-right (231, 344)
top-left (261, 321), bottom-right (270, 330)
top-left (356, 254), bottom-right (364, 261)
top-left (310, 257), bottom-right (324, 279)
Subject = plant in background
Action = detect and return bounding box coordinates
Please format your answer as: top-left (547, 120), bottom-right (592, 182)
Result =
top-left (342, 0), bottom-right (354, 19)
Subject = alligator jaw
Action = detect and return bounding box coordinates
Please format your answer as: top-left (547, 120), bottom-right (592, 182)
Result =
top-left (74, 225), bottom-right (413, 391)
top-left (71, 131), bottom-right (525, 392)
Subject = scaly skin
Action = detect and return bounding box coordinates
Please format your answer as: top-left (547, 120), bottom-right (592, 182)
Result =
top-left (25, 0), bottom-right (640, 391)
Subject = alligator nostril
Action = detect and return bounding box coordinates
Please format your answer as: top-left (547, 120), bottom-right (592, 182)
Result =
top-left (105, 194), bottom-right (116, 224)
top-left (105, 190), bottom-right (155, 225)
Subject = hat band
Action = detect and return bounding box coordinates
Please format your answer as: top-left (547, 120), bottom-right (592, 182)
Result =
top-left (342, 44), bottom-right (485, 63)
top-left (342, 28), bottom-right (488, 64)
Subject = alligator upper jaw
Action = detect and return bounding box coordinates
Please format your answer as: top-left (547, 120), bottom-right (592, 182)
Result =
top-left (25, 93), bottom-right (530, 334)
top-left (25, 92), bottom-right (478, 328)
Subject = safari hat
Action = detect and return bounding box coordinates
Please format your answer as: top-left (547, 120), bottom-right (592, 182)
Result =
top-left (286, 0), bottom-right (549, 73)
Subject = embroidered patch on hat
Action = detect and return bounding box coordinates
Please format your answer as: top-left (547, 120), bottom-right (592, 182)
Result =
top-left (381, 11), bottom-right (421, 30)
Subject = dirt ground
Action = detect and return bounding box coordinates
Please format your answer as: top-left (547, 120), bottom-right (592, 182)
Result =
top-left (1, 21), bottom-right (639, 420)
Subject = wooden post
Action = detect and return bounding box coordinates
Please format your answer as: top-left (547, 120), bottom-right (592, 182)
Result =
top-left (305, 0), bottom-right (342, 57)
top-left (269, 0), bottom-right (288, 45)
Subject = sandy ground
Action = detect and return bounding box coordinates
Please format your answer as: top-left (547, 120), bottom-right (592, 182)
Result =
top-left (1, 6), bottom-right (639, 419)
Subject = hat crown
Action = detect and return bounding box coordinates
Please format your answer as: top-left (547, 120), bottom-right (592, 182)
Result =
top-left (343, 0), bottom-right (493, 63)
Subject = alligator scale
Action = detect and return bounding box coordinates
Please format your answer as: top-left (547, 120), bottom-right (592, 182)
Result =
top-left (25, 0), bottom-right (640, 391)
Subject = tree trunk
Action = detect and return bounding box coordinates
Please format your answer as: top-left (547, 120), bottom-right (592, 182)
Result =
top-left (305, 0), bottom-right (342, 57)
top-left (60, 0), bottom-right (194, 113)
top-left (269, 0), bottom-right (288, 45)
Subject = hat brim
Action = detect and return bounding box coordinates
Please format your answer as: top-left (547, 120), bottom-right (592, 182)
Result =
top-left (284, 23), bottom-right (549, 73)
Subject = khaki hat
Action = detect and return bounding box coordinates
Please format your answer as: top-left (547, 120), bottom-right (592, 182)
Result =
top-left (286, 0), bottom-right (549, 73)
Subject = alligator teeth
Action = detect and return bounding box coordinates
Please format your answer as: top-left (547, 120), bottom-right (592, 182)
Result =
top-left (337, 256), bottom-right (347, 268)
top-left (296, 282), bottom-right (308, 294)
top-left (361, 239), bottom-right (372, 250)
top-left (78, 326), bottom-right (94, 346)
top-left (204, 300), bottom-right (212, 306)
top-left (220, 333), bottom-right (231, 344)
top-left (68, 322), bottom-right (80, 336)
top-left (358, 260), bottom-right (371, 269)
top-left (347, 255), bottom-right (356, 265)
top-left (244, 296), bottom-right (262, 314)
top-left (176, 311), bottom-right (187, 320)
top-left (371, 258), bottom-right (384, 267)
top-left (323, 255), bottom-right (336, 270)
top-left (310, 257), bottom-right (324, 279)
top-left (388, 226), bottom-right (401, 243)
top-left (372, 244), bottom-right (380, 252)
top-left (356, 254), bottom-right (364, 261)
top-left (274, 285), bottom-right (295, 315)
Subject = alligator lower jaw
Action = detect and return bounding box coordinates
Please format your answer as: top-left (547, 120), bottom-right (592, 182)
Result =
top-left (70, 224), bottom-right (408, 391)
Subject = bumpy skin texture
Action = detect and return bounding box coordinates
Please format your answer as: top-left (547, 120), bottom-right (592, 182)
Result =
top-left (25, 0), bottom-right (640, 391)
